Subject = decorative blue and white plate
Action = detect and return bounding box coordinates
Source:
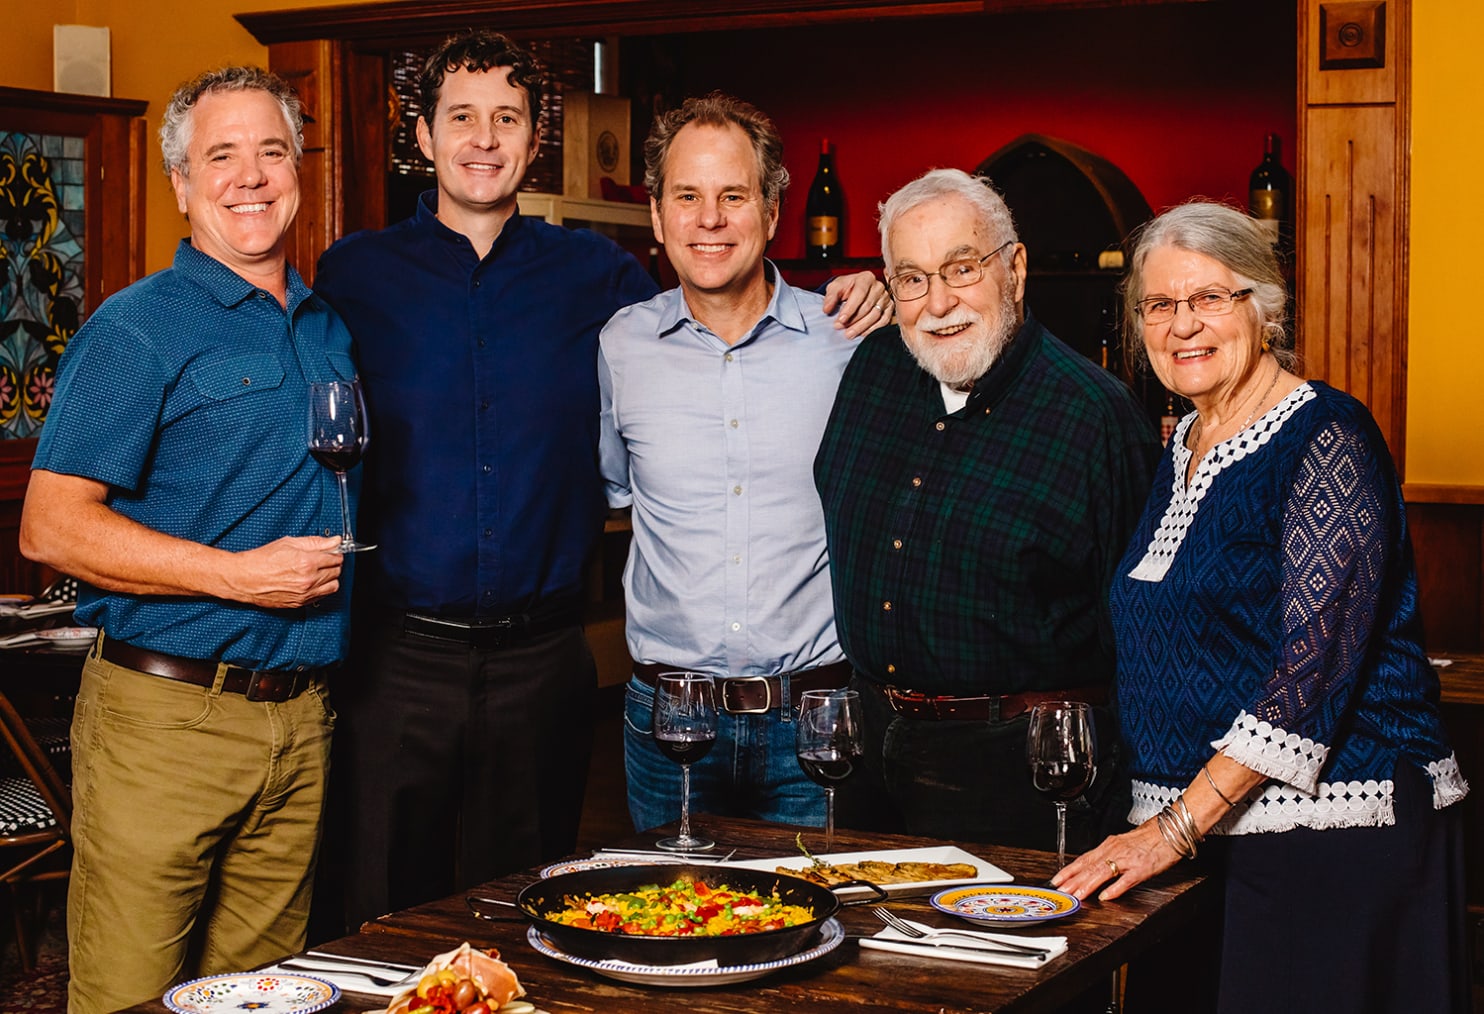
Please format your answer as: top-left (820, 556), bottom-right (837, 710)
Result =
top-left (539, 855), bottom-right (690, 878)
top-left (527, 917), bottom-right (845, 987)
top-left (163, 972), bottom-right (339, 1014)
top-left (930, 884), bottom-right (1080, 926)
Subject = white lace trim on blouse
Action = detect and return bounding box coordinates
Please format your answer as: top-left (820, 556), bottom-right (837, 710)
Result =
top-left (1212, 709), bottom-right (1328, 793)
top-left (1129, 750), bottom-right (1470, 835)
top-left (1127, 384), bottom-right (1317, 583)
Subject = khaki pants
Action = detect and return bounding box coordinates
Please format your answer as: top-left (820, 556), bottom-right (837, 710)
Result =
top-left (66, 650), bottom-right (334, 1014)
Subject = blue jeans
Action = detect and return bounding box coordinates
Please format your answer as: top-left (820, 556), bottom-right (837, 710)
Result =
top-left (624, 676), bottom-right (826, 833)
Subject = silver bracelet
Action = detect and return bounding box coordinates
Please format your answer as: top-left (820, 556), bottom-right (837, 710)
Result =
top-left (1202, 765), bottom-right (1238, 807)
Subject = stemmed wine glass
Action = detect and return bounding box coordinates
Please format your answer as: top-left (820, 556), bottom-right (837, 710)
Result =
top-left (795, 688), bottom-right (863, 852)
top-left (651, 672), bottom-right (718, 852)
top-left (307, 380), bottom-right (375, 553)
top-left (1026, 700), bottom-right (1097, 868)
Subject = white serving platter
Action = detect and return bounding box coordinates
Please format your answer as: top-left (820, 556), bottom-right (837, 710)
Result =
top-left (723, 845), bottom-right (1013, 898)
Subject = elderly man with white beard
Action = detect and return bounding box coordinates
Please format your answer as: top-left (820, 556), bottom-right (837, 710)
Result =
top-left (814, 168), bottom-right (1159, 852)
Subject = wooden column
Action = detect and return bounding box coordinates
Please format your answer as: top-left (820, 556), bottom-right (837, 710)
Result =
top-left (1297, 0), bottom-right (1410, 472)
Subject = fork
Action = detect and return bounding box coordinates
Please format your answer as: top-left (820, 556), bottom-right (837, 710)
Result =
top-left (870, 906), bottom-right (1053, 956)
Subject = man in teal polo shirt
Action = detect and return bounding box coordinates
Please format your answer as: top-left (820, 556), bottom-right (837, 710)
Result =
top-left (20, 67), bottom-right (352, 1014)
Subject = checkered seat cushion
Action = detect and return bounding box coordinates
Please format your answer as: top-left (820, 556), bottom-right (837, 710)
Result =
top-left (0, 776), bottom-right (58, 837)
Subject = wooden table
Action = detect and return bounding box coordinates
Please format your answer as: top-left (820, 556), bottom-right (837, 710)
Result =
top-left (122, 817), bottom-right (1213, 1014)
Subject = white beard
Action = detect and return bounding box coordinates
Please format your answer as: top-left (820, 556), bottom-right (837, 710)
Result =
top-left (901, 284), bottom-right (1019, 387)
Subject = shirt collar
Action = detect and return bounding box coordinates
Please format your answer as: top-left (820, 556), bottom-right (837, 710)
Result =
top-left (172, 238), bottom-right (312, 314)
top-left (416, 188), bottom-right (526, 261)
top-left (962, 309), bottom-right (1043, 412)
top-left (655, 259), bottom-right (806, 344)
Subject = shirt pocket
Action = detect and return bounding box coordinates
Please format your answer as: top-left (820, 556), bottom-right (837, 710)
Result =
top-left (187, 353), bottom-right (287, 403)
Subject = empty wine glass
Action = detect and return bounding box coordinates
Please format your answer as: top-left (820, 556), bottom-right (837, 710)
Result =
top-left (1026, 700), bottom-right (1097, 868)
top-left (307, 379), bottom-right (375, 553)
top-left (795, 688), bottom-right (863, 852)
top-left (651, 672), bottom-right (718, 852)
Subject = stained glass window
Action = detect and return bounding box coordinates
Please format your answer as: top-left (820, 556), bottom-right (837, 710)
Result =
top-left (0, 130), bottom-right (85, 439)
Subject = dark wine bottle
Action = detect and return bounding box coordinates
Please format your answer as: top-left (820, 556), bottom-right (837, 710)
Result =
top-left (805, 138), bottom-right (843, 261)
top-left (1248, 133), bottom-right (1290, 248)
top-left (647, 245), bottom-right (663, 286)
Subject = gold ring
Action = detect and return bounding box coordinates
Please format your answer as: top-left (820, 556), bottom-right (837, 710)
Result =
top-left (1105, 859), bottom-right (1120, 876)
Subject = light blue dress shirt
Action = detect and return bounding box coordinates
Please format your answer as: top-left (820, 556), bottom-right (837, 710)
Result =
top-left (598, 262), bottom-right (858, 676)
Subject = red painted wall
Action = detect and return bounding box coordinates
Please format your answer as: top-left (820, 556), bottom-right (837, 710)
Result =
top-left (649, 0), bottom-right (1297, 263)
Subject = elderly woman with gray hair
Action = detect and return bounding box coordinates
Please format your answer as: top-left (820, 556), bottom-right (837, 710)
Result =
top-left (1053, 201), bottom-right (1469, 1012)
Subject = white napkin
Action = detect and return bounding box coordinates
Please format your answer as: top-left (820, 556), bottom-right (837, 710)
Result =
top-left (257, 962), bottom-right (409, 998)
top-left (858, 918), bottom-right (1066, 969)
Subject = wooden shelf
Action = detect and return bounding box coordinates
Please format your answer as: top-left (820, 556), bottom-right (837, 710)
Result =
top-left (516, 192), bottom-right (651, 229)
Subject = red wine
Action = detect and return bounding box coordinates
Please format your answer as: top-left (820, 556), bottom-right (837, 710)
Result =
top-left (655, 735), bottom-right (715, 764)
top-left (310, 444), bottom-right (364, 472)
top-left (798, 748), bottom-right (859, 786)
top-left (1031, 760), bottom-right (1093, 801)
top-left (1248, 133), bottom-right (1290, 248)
top-left (805, 138), bottom-right (843, 261)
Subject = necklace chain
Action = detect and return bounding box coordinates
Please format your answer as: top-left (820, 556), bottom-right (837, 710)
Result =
top-left (1192, 358), bottom-right (1281, 450)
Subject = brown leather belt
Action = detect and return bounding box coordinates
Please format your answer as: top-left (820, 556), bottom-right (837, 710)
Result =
top-left (99, 637), bottom-right (330, 703)
top-left (880, 683), bottom-right (1108, 722)
top-left (632, 661), bottom-right (853, 714)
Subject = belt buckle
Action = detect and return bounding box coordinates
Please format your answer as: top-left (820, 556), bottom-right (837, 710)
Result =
top-left (723, 675), bottom-right (773, 715)
top-left (244, 670), bottom-right (282, 703)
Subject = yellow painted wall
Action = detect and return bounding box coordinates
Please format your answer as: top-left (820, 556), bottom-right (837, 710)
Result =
top-left (1407, 1), bottom-right (1484, 486)
top-left (0, 0), bottom-right (371, 274)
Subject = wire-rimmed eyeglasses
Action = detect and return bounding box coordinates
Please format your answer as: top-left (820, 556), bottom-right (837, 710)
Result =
top-left (1135, 287), bottom-right (1254, 326)
top-left (886, 239), bottom-right (1015, 302)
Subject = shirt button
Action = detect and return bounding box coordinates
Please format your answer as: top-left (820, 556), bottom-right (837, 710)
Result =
top-left (733, 485), bottom-right (742, 495)
top-left (886, 663), bottom-right (896, 675)
top-left (732, 555), bottom-right (741, 564)
top-left (483, 528), bottom-right (492, 537)
top-left (323, 527), bottom-right (333, 536)
top-left (892, 538), bottom-right (902, 550)
top-left (473, 279), bottom-right (481, 288)
top-left (724, 353), bottom-right (734, 362)
top-left (242, 377), bottom-right (251, 386)
top-left (882, 601), bottom-right (892, 611)
top-left (483, 464), bottom-right (492, 474)
top-left (935, 421), bottom-right (945, 431)
top-left (729, 419), bottom-right (739, 428)
top-left (481, 400), bottom-right (489, 411)
top-left (478, 339), bottom-right (487, 348)
top-left (731, 621), bottom-right (741, 631)
top-left (911, 477), bottom-right (922, 488)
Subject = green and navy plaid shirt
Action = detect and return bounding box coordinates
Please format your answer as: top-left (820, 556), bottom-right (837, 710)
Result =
top-left (814, 312), bottom-right (1159, 697)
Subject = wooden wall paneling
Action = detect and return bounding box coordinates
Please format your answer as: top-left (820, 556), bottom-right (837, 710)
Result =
top-left (339, 47), bottom-right (389, 239)
top-left (268, 40), bottom-right (341, 283)
top-left (1408, 500), bottom-right (1484, 653)
top-left (1297, 0), bottom-right (1409, 472)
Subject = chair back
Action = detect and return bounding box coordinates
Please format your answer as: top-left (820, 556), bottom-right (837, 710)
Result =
top-left (0, 690), bottom-right (70, 880)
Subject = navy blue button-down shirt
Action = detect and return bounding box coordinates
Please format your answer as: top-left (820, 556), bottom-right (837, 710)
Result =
top-left (315, 192), bottom-right (658, 615)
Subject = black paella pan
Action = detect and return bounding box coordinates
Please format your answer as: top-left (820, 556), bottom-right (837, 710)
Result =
top-left (506, 863), bottom-right (868, 966)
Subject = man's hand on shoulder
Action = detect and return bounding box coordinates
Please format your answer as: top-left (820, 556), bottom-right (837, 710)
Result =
top-left (227, 536), bottom-right (344, 609)
top-left (822, 271), bottom-right (892, 340)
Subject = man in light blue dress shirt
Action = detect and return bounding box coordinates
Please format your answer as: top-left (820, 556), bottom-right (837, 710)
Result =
top-left (598, 94), bottom-right (885, 830)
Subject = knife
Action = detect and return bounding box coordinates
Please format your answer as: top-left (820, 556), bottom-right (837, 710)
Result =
top-left (303, 950), bottom-right (422, 973)
top-left (859, 937), bottom-right (1049, 963)
top-left (278, 959), bottom-right (413, 987)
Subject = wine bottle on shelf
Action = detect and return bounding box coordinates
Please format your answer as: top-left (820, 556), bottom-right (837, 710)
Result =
top-left (805, 138), bottom-right (843, 261)
top-left (1248, 133), bottom-right (1290, 248)
top-left (1160, 393), bottom-right (1180, 447)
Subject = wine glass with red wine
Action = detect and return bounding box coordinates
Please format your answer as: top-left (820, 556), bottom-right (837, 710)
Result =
top-left (1026, 700), bottom-right (1097, 868)
top-left (651, 672), bottom-right (718, 852)
top-left (795, 688), bottom-right (863, 852)
top-left (307, 380), bottom-right (375, 553)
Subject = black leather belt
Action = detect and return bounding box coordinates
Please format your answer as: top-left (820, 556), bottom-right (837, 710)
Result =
top-left (402, 596), bottom-right (584, 650)
top-left (99, 637), bottom-right (329, 703)
top-left (878, 683), bottom-right (1108, 721)
top-left (632, 661), bottom-right (853, 714)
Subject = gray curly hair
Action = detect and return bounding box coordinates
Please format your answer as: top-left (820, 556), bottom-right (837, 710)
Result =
top-left (159, 66), bottom-right (304, 177)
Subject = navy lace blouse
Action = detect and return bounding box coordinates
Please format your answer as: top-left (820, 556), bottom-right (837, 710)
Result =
top-left (1111, 381), bottom-right (1466, 834)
